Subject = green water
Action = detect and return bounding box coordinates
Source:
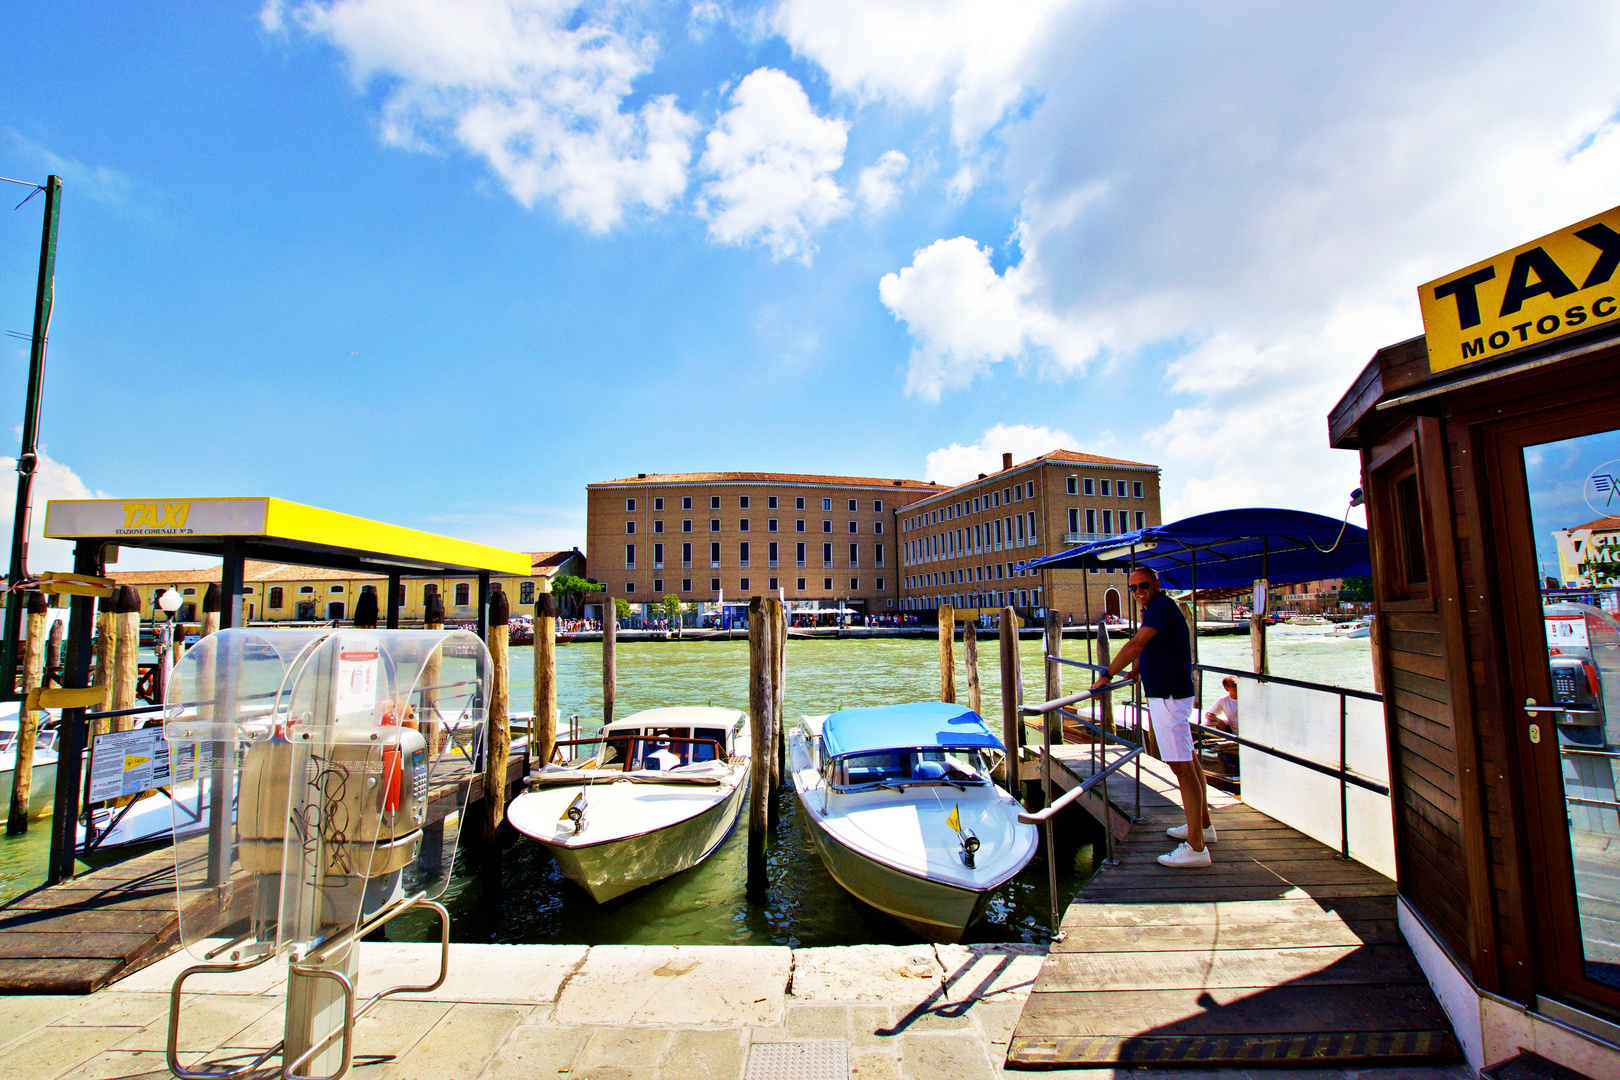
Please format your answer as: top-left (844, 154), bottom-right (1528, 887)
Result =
top-left (0, 630), bottom-right (1372, 944)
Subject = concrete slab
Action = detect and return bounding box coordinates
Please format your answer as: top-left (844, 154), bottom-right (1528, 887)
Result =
top-left (898, 1031), bottom-right (998, 1080)
top-left (370, 1001), bottom-right (528, 1080)
top-left (664, 1028), bottom-right (747, 1080)
top-left (935, 944), bottom-right (1045, 1003)
top-left (357, 942), bottom-right (587, 1005)
top-left (483, 1023), bottom-right (591, 1078)
top-left (0, 997), bottom-right (81, 1055)
top-left (107, 943), bottom-right (286, 996)
top-left (556, 946), bottom-right (791, 1028)
top-left (0, 1023), bottom-right (135, 1080)
top-left (790, 946), bottom-right (944, 1006)
top-left (49, 1049), bottom-right (203, 1080)
top-left (114, 993), bottom-right (280, 1053)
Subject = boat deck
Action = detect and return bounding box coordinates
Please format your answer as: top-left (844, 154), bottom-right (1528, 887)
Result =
top-left (0, 753), bottom-right (526, 994)
top-left (1007, 751), bottom-right (1460, 1069)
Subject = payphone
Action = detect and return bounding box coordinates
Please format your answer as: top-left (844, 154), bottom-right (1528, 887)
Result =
top-left (161, 628), bottom-right (490, 1080)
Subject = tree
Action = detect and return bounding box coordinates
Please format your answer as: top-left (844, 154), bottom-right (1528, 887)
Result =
top-left (661, 593), bottom-right (685, 636)
top-left (1339, 576), bottom-right (1373, 602)
top-left (614, 596), bottom-right (633, 622)
top-left (550, 574), bottom-right (603, 618)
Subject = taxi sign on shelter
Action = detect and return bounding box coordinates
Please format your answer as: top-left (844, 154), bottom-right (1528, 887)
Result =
top-left (1419, 204), bottom-right (1620, 374)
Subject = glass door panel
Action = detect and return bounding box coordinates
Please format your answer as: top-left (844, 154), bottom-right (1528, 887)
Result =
top-left (1523, 428), bottom-right (1620, 991)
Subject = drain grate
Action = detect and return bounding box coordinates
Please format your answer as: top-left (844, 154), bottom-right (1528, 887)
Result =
top-left (744, 1040), bottom-right (849, 1080)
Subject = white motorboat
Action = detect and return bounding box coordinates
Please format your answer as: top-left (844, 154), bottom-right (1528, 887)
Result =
top-left (787, 701), bottom-right (1038, 943)
top-left (1329, 617), bottom-right (1372, 639)
top-left (0, 707), bottom-right (59, 819)
top-left (506, 706), bottom-right (750, 903)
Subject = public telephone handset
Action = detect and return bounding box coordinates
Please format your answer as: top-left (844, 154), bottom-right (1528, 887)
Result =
top-left (162, 627), bottom-right (491, 1080)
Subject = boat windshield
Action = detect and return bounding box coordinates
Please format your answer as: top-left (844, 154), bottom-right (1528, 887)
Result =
top-left (832, 747), bottom-right (989, 790)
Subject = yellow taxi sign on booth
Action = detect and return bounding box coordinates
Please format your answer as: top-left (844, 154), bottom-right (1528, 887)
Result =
top-left (1418, 204), bottom-right (1620, 374)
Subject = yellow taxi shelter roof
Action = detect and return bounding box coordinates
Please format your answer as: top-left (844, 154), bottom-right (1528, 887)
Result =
top-left (43, 497), bottom-right (530, 577)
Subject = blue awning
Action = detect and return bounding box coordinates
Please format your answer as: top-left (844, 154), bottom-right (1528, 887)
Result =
top-left (1019, 508), bottom-right (1369, 591)
top-left (821, 702), bottom-right (1005, 759)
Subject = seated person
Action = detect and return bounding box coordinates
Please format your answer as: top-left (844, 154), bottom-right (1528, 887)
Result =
top-left (644, 737), bottom-right (681, 771)
top-left (1204, 677), bottom-right (1238, 733)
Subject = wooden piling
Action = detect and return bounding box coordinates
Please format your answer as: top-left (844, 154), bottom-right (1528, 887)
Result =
top-left (111, 586), bottom-right (140, 732)
top-left (534, 590), bottom-right (558, 768)
top-left (772, 598), bottom-right (786, 786)
top-left (423, 593), bottom-right (445, 755)
top-left (938, 604), bottom-right (956, 704)
top-left (602, 594), bottom-right (617, 725)
top-left (44, 618), bottom-right (62, 687)
top-left (484, 590), bottom-right (511, 845)
top-left (1095, 618), bottom-right (1115, 735)
top-left (998, 607), bottom-right (1020, 785)
top-left (200, 584), bottom-right (221, 640)
top-left (1368, 611), bottom-right (1384, 694)
top-left (352, 590), bottom-right (379, 629)
top-left (1250, 578), bottom-right (1270, 675)
top-left (1044, 609), bottom-right (1062, 709)
top-left (766, 597), bottom-right (784, 792)
top-left (92, 595), bottom-right (117, 738)
top-left (747, 596), bottom-right (773, 898)
top-left (963, 619), bottom-right (982, 716)
top-left (6, 592), bottom-right (49, 834)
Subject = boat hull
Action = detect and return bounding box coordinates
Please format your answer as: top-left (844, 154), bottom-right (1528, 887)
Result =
top-left (515, 769), bottom-right (749, 903)
top-left (0, 757), bottom-right (56, 819)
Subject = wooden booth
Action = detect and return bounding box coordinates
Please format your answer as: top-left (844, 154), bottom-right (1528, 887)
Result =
top-left (1331, 204), bottom-right (1620, 1076)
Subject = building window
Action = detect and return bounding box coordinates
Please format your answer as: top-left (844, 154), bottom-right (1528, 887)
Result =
top-left (709, 518), bottom-right (720, 532)
top-left (850, 578), bottom-right (859, 590)
top-left (654, 497), bottom-right (664, 510)
top-left (875, 543), bottom-right (884, 566)
top-left (847, 499), bottom-right (857, 512)
top-left (654, 520), bottom-right (664, 533)
top-left (796, 519), bottom-right (806, 532)
top-left (796, 497), bottom-right (805, 510)
top-left (1101, 479), bottom-right (1111, 496)
top-left (626, 583), bottom-right (636, 594)
top-left (711, 495), bottom-right (721, 509)
top-left (823, 520), bottom-right (832, 533)
top-left (1119, 481), bottom-right (1128, 500)
top-left (769, 577), bottom-right (778, 590)
top-left (683, 519), bottom-right (693, 533)
top-left (797, 577), bottom-right (807, 590)
top-left (849, 543), bottom-right (859, 566)
top-left (1013, 486), bottom-right (1022, 503)
top-left (269, 587), bottom-right (284, 608)
top-left (654, 543), bottom-right (664, 568)
top-left (625, 544), bottom-right (635, 569)
top-left (874, 521), bottom-right (883, 534)
top-left (682, 579), bottom-right (692, 592)
top-left (1132, 481), bottom-right (1143, 499)
top-left (739, 518), bottom-right (750, 532)
top-left (711, 577), bottom-right (721, 591)
top-left (768, 541), bottom-right (778, 566)
top-left (768, 496), bottom-right (778, 509)
top-left (848, 520), bottom-right (857, 533)
top-left (1135, 511), bottom-right (1145, 529)
top-left (454, 583), bottom-right (470, 606)
top-left (626, 497), bottom-right (636, 511)
top-left (1069, 508), bottom-right (1079, 533)
top-left (1028, 511), bottom-right (1038, 543)
top-left (796, 542), bottom-right (806, 567)
top-left (711, 541), bottom-right (722, 567)
top-left (626, 520), bottom-right (636, 534)
top-left (993, 491), bottom-right (1000, 507)
top-left (682, 496), bottom-right (692, 510)
top-left (740, 541), bottom-right (750, 567)
top-left (823, 542), bottom-right (833, 567)
top-left (768, 518), bottom-right (778, 532)
top-left (423, 583), bottom-right (437, 601)
top-left (823, 577), bottom-right (832, 590)
top-left (682, 542), bottom-right (693, 566)
top-left (520, 581), bottom-right (535, 605)
top-left (876, 577), bottom-right (885, 591)
top-left (1102, 509), bottom-right (1113, 533)
top-left (1027, 481), bottom-right (1035, 498)
top-left (1066, 477), bottom-right (1078, 495)
top-left (1084, 478), bottom-right (1095, 495)
top-left (1087, 508), bottom-right (1097, 533)
top-left (329, 584), bottom-right (345, 594)
top-left (244, 586), bottom-right (257, 596)
top-left (740, 495), bottom-right (750, 509)
top-left (740, 577), bottom-right (750, 591)
top-left (873, 500), bottom-right (883, 512)
top-left (653, 578), bottom-right (663, 593)
top-left (822, 498), bottom-right (832, 511)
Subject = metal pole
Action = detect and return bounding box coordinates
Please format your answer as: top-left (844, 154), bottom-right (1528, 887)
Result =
top-left (3, 176), bottom-right (62, 699)
top-left (1339, 691), bottom-right (1350, 861)
top-left (1044, 818), bottom-right (1059, 937)
top-left (385, 571), bottom-right (401, 629)
top-left (476, 572), bottom-right (490, 640)
top-left (45, 539), bottom-right (96, 884)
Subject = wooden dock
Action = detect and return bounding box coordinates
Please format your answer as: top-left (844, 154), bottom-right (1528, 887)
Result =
top-left (0, 753), bottom-right (526, 994)
top-left (1008, 753), bottom-right (1460, 1069)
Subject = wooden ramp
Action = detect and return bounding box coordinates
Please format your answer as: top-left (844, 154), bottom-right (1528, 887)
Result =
top-left (1007, 753), bottom-right (1459, 1070)
top-left (0, 753), bottom-right (525, 994)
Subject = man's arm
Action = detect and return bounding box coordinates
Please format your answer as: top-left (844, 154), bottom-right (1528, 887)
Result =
top-left (1091, 624), bottom-right (1158, 689)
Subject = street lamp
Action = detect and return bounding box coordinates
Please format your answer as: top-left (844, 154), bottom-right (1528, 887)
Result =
top-left (155, 587), bottom-right (183, 702)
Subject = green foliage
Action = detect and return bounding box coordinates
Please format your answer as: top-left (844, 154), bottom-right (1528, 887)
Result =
top-left (1339, 575), bottom-right (1373, 602)
top-left (614, 596), bottom-right (633, 620)
top-left (551, 574), bottom-right (601, 599)
top-left (660, 593), bottom-right (684, 619)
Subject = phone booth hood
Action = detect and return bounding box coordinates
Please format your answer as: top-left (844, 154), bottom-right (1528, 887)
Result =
top-left (162, 628), bottom-right (491, 963)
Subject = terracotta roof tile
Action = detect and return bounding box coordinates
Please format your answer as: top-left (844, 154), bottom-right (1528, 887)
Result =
top-left (591, 471), bottom-right (936, 489)
top-left (1574, 515), bottom-right (1620, 532)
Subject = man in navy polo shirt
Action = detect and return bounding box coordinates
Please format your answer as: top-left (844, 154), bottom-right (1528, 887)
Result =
top-left (1091, 566), bottom-right (1212, 867)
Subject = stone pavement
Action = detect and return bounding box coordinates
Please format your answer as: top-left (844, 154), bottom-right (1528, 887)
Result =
top-left (0, 942), bottom-right (1474, 1080)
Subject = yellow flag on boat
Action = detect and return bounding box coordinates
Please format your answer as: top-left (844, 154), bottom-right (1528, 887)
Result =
top-left (946, 804), bottom-right (962, 836)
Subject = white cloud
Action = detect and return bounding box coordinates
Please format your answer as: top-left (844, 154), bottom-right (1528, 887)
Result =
top-left (856, 150), bottom-right (909, 216)
top-left (268, 0), bottom-right (696, 232)
top-left (696, 68), bottom-right (849, 262)
top-left (925, 423), bottom-right (1078, 485)
top-left (878, 236), bottom-right (1101, 400)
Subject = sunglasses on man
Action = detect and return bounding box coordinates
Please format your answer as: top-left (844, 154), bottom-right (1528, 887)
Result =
top-left (1129, 581), bottom-right (1154, 592)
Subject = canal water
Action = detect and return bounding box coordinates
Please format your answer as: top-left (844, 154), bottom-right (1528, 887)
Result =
top-left (0, 630), bottom-right (1373, 946)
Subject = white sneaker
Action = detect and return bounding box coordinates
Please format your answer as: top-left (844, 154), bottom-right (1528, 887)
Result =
top-left (1167, 823), bottom-right (1217, 842)
top-left (1157, 842), bottom-right (1212, 868)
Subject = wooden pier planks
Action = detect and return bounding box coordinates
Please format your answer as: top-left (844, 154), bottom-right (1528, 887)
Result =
top-left (1007, 754), bottom-right (1460, 1069)
top-left (0, 753), bottom-right (528, 995)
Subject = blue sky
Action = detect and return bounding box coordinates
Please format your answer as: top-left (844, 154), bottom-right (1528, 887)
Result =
top-left (3, 1), bottom-right (1619, 573)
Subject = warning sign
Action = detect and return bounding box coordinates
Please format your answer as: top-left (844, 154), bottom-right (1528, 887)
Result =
top-left (88, 726), bottom-right (208, 803)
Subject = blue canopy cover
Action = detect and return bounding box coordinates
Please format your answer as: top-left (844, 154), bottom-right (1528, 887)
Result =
top-left (820, 701), bottom-right (1005, 759)
top-left (1019, 508), bottom-right (1369, 591)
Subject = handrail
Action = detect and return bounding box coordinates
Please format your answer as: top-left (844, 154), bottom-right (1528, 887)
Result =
top-left (1017, 738), bottom-right (1140, 825)
top-left (1020, 677), bottom-right (1137, 715)
top-left (1196, 662), bottom-right (1383, 702)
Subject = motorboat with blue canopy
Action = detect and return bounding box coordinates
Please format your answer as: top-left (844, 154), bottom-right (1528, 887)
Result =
top-left (788, 701), bottom-right (1037, 942)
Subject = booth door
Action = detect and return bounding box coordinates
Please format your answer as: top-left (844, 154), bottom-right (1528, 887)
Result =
top-left (1494, 405), bottom-right (1620, 1016)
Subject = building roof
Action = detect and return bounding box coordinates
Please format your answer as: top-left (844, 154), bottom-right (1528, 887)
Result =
top-left (108, 551), bottom-right (581, 588)
top-left (1573, 516), bottom-right (1620, 532)
top-left (590, 471), bottom-right (935, 490)
top-left (905, 449), bottom-right (1158, 506)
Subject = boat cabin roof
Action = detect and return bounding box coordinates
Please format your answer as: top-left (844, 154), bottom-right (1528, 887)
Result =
top-left (820, 702), bottom-right (1004, 759)
top-left (601, 706), bottom-right (746, 734)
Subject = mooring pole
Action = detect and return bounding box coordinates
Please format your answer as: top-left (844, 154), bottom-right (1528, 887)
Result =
top-left (110, 586), bottom-right (139, 732)
top-left (484, 590), bottom-right (511, 846)
top-left (2, 176), bottom-right (61, 700)
top-left (45, 541), bottom-right (97, 885)
top-left (6, 591), bottom-right (48, 833)
top-left (602, 593), bottom-right (617, 724)
top-left (964, 619), bottom-right (982, 716)
top-left (998, 606), bottom-right (1020, 786)
top-left (535, 589), bottom-right (558, 768)
top-left (747, 596), bottom-right (773, 899)
top-left (938, 603), bottom-right (956, 703)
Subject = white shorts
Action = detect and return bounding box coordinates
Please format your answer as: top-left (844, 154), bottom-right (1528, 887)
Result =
top-left (1147, 696), bottom-right (1196, 762)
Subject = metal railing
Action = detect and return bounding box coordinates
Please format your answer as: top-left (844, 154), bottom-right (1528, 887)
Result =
top-left (1018, 672), bottom-right (1142, 939)
top-left (1193, 663), bottom-right (1387, 861)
